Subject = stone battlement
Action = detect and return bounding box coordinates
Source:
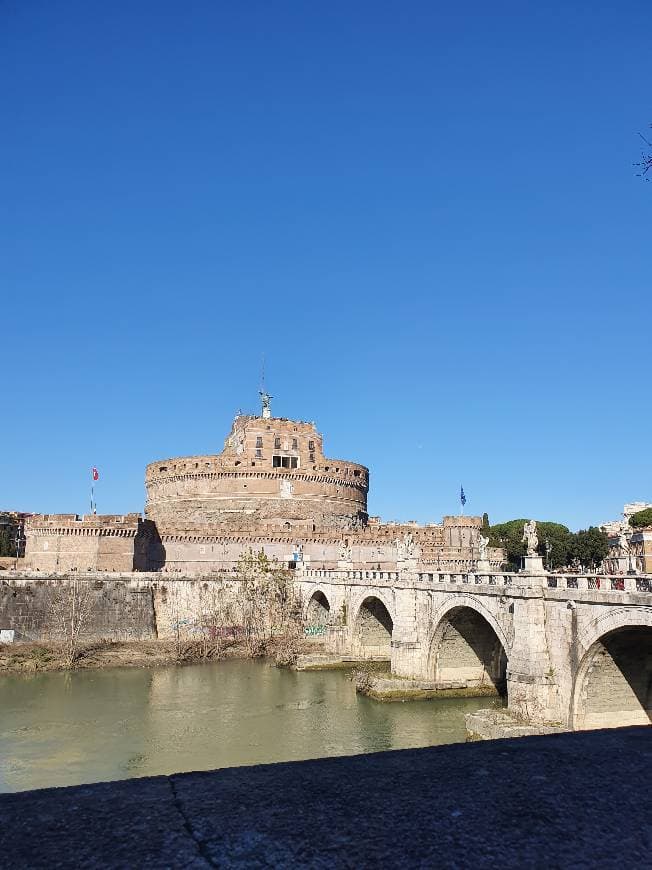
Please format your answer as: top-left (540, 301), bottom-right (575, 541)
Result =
top-left (26, 513), bottom-right (142, 530)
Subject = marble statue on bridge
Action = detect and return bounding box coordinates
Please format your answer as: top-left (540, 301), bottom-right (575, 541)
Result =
top-left (523, 520), bottom-right (539, 556)
top-left (396, 532), bottom-right (416, 561)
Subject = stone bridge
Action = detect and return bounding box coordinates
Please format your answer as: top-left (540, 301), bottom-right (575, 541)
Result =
top-left (297, 565), bottom-right (652, 731)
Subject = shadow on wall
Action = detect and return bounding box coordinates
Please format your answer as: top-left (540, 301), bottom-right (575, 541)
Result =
top-left (434, 607), bottom-right (507, 694)
top-left (575, 627), bottom-right (652, 730)
top-left (134, 521), bottom-right (166, 571)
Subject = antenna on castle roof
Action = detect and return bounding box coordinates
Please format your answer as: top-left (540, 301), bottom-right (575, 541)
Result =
top-left (259, 353), bottom-right (272, 419)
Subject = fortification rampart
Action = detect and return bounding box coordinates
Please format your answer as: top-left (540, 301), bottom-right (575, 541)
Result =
top-left (24, 515), bottom-right (162, 573)
top-left (148, 515), bottom-right (494, 573)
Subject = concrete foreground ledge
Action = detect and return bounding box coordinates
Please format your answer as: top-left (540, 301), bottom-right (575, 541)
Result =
top-left (1, 728), bottom-right (650, 868)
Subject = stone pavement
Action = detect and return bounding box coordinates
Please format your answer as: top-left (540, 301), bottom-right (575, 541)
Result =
top-left (1, 728), bottom-right (650, 868)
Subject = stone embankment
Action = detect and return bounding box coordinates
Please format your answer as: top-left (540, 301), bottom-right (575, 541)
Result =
top-left (465, 708), bottom-right (567, 740)
top-left (295, 653), bottom-right (357, 671)
top-left (0, 728), bottom-right (649, 868)
top-left (355, 670), bottom-right (502, 701)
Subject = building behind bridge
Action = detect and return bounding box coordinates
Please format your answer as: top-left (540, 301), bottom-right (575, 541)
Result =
top-left (601, 502), bottom-right (652, 574)
top-left (21, 397), bottom-right (502, 574)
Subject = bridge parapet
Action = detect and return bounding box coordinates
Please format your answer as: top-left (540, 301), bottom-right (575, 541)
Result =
top-left (299, 566), bottom-right (652, 599)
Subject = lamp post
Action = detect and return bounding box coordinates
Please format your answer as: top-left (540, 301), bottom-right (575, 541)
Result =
top-left (14, 526), bottom-right (20, 569)
top-left (545, 538), bottom-right (552, 571)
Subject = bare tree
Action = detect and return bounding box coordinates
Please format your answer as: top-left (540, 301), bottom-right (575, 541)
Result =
top-left (236, 549), bottom-right (271, 656)
top-left (635, 126), bottom-right (652, 180)
top-left (49, 579), bottom-right (94, 668)
top-left (234, 549), bottom-right (303, 660)
top-left (197, 581), bottom-right (237, 658)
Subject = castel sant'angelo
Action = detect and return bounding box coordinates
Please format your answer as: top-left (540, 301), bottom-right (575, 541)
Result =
top-left (24, 393), bottom-right (501, 573)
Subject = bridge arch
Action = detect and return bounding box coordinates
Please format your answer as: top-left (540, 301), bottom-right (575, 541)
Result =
top-left (304, 589), bottom-right (332, 626)
top-left (351, 593), bottom-right (394, 660)
top-left (427, 596), bottom-right (509, 696)
top-left (572, 608), bottom-right (652, 730)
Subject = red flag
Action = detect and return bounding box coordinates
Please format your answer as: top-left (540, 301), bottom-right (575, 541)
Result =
top-left (92, 467), bottom-right (99, 481)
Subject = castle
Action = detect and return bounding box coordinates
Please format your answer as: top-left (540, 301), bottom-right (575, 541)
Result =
top-left (23, 395), bottom-right (501, 573)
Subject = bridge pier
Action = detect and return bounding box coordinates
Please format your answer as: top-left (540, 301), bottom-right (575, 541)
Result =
top-left (505, 594), bottom-right (563, 725)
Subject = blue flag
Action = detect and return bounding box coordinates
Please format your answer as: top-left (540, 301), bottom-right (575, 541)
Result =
top-left (460, 485), bottom-right (466, 507)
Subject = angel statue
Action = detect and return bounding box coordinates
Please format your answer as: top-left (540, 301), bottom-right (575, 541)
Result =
top-left (339, 542), bottom-right (353, 562)
top-left (259, 390), bottom-right (273, 414)
top-left (396, 532), bottom-right (416, 561)
top-left (478, 534), bottom-right (489, 561)
top-left (522, 520), bottom-right (538, 556)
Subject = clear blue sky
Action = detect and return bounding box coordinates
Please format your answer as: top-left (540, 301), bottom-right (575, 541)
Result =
top-left (1, 1), bottom-right (650, 531)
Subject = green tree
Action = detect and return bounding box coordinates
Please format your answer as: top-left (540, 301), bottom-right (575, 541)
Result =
top-left (0, 514), bottom-right (18, 557)
top-left (629, 508), bottom-right (652, 529)
top-left (488, 519), bottom-right (571, 571)
top-left (568, 527), bottom-right (609, 571)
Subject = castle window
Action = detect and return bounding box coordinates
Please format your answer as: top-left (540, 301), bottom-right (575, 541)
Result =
top-left (273, 455), bottom-right (299, 469)
top-left (292, 438), bottom-right (298, 450)
top-left (255, 436), bottom-right (263, 448)
top-left (353, 469), bottom-right (360, 477)
top-left (256, 449), bottom-right (262, 459)
top-left (309, 452), bottom-right (315, 462)
top-left (308, 440), bottom-right (315, 451)
top-left (159, 466), bottom-right (167, 472)
top-left (274, 436), bottom-right (281, 449)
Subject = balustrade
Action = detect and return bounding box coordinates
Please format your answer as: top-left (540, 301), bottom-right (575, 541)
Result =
top-left (300, 565), bottom-right (652, 598)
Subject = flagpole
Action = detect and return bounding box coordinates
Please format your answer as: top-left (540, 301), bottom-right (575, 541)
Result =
top-left (90, 469), bottom-right (95, 516)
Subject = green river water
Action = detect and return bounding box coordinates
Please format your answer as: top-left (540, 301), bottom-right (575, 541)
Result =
top-left (0, 659), bottom-right (501, 793)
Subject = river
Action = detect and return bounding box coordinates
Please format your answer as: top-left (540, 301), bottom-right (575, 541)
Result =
top-left (0, 659), bottom-right (502, 793)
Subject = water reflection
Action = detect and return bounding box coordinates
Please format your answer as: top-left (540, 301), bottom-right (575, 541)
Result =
top-left (0, 660), bottom-right (502, 793)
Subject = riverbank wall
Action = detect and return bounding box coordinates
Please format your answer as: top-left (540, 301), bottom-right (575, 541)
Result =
top-left (0, 572), bottom-right (243, 643)
top-left (0, 727), bottom-right (649, 868)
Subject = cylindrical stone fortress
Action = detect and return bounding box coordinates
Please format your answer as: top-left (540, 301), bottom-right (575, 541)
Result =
top-left (145, 415), bottom-right (369, 532)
